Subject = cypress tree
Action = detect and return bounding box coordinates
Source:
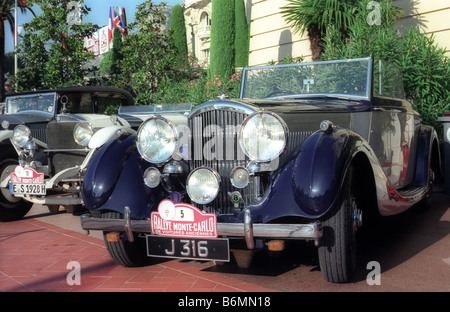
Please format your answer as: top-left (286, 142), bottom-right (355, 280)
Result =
top-left (234, 0), bottom-right (249, 67)
top-left (169, 4), bottom-right (188, 68)
top-left (110, 27), bottom-right (123, 75)
top-left (209, 0), bottom-right (235, 78)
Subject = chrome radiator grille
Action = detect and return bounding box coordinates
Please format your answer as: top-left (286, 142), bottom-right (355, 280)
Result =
top-left (46, 120), bottom-right (86, 176)
top-left (188, 107), bottom-right (314, 215)
top-left (30, 128), bottom-right (47, 144)
top-left (189, 109), bottom-right (254, 215)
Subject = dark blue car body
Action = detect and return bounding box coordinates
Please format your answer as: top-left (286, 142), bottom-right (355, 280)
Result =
top-left (81, 57), bottom-right (441, 283)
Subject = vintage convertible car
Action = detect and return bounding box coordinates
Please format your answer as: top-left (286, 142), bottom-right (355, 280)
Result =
top-left (0, 86), bottom-right (139, 221)
top-left (80, 57), bottom-right (441, 283)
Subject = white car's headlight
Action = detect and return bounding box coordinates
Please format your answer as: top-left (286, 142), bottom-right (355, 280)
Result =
top-left (186, 167), bottom-right (220, 205)
top-left (12, 125), bottom-right (32, 147)
top-left (137, 116), bottom-right (177, 164)
top-left (240, 111), bottom-right (287, 162)
top-left (73, 122), bottom-right (93, 146)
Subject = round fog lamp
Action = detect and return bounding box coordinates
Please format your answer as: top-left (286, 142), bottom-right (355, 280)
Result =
top-left (230, 166), bottom-right (249, 188)
top-left (144, 167), bottom-right (161, 188)
top-left (186, 167), bottom-right (220, 205)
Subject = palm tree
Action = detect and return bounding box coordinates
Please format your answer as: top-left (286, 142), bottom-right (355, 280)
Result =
top-left (0, 0), bottom-right (35, 101)
top-left (281, 0), bottom-right (358, 61)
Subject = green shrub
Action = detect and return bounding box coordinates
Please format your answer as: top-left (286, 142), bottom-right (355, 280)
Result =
top-left (169, 4), bottom-right (188, 69)
top-left (235, 0), bottom-right (249, 67)
top-left (321, 0), bottom-right (450, 138)
top-left (151, 62), bottom-right (241, 106)
top-left (209, 0), bottom-right (235, 78)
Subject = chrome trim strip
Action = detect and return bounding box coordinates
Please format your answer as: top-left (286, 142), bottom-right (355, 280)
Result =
top-left (189, 101), bottom-right (257, 119)
top-left (43, 148), bottom-right (89, 153)
top-left (15, 194), bottom-right (82, 205)
top-left (243, 208), bottom-right (254, 249)
top-left (80, 214), bottom-right (323, 241)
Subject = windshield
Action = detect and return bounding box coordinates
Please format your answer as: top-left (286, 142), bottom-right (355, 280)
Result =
top-left (240, 57), bottom-right (373, 100)
top-left (373, 60), bottom-right (405, 99)
top-left (5, 93), bottom-right (56, 114)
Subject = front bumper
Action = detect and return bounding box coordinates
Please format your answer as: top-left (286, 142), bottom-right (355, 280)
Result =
top-left (80, 207), bottom-right (323, 249)
top-left (6, 149), bottom-right (98, 206)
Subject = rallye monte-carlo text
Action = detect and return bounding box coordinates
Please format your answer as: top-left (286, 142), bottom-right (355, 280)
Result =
top-left (80, 57), bottom-right (441, 283)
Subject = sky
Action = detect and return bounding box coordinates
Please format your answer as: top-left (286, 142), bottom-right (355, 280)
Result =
top-left (5, 0), bottom-right (183, 53)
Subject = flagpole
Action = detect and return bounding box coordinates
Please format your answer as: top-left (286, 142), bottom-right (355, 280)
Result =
top-left (14, 0), bottom-right (18, 76)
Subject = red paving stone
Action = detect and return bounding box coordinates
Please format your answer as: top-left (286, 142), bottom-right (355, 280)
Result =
top-left (0, 218), bottom-right (276, 292)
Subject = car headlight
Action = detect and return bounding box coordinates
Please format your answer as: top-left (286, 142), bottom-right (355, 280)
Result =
top-left (186, 167), bottom-right (220, 205)
top-left (73, 122), bottom-right (93, 146)
top-left (137, 116), bottom-right (177, 164)
top-left (240, 111), bottom-right (287, 162)
top-left (12, 125), bottom-right (32, 147)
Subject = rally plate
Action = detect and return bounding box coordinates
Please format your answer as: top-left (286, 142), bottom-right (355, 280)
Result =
top-left (146, 236), bottom-right (230, 262)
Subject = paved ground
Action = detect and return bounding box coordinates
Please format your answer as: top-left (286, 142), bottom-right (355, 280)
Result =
top-left (0, 192), bottom-right (449, 293)
top-left (0, 204), bottom-right (277, 292)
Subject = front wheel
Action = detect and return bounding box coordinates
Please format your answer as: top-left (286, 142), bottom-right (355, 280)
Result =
top-left (318, 165), bottom-right (362, 283)
top-left (0, 158), bottom-right (33, 222)
top-left (101, 211), bottom-right (149, 267)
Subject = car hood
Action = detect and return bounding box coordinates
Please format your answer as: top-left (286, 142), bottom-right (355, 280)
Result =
top-left (55, 114), bottom-right (127, 130)
top-left (238, 97), bottom-right (368, 112)
top-left (118, 112), bottom-right (188, 126)
top-left (192, 98), bottom-right (367, 132)
top-left (75, 114), bottom-right (118, 128)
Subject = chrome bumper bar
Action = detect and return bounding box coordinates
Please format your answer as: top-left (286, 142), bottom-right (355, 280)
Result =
top-left (80, 207), bottom-right (323, 249)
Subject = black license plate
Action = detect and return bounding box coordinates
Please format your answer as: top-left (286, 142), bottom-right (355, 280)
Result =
top-left (146, 236), bottom-right (230, 262)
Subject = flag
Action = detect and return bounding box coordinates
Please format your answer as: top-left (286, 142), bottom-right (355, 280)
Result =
top-left (109, 6), bottom-right (128, 42)
top-left (113, 7), bottom-right (121, 29)
top-left (108, 6), bottom-right (114, 43)
top-left (118, 7), bottom-right (128, 36)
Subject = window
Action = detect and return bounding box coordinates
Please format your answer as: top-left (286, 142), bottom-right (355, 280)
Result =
top-left (200, 12), bottom-right (210, 26)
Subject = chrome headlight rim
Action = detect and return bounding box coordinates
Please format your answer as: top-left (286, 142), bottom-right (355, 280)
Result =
top-left (230, 166), bottom-right (250, 188)
top-left (239, 111), bottom-right (288, 162)
top-left (143, 167), bottom-right (161, 188)
top-left (73, 121), bottom-right (93, 147)
top-left (136, 116), bottom-right (178, 165)
top-left (186, 167), bottom-right (221, 205)
top-left (12, 124), bottom-right (32, 148)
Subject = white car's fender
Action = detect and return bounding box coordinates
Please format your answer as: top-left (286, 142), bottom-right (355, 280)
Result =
top-left (88, 126), bottom-right (135, 149)
top-left (0, 130), bottom-right (13, 142)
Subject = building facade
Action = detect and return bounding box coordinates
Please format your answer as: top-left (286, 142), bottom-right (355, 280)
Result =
top-left (183, 0), bottom-right (212, 65)
top-left (183, 0), bottom-right (450, 67)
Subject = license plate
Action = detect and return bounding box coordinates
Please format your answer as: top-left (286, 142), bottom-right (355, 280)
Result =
top-left (146, 236), bottom-right (230, 262)
top-left (10, 183), bottom-right (46, 195)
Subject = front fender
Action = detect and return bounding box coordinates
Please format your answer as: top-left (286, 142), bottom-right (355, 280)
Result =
top-left (248, 128), bottom-right (361, 223)
top-left (88, 126), bottom-right (135, 149)
top-left (82, 134), bottom-right (137, 211)
top-left (0, 130), bottom-right (13, 143)
top-left (82, 134), bottom-right (167, 220)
